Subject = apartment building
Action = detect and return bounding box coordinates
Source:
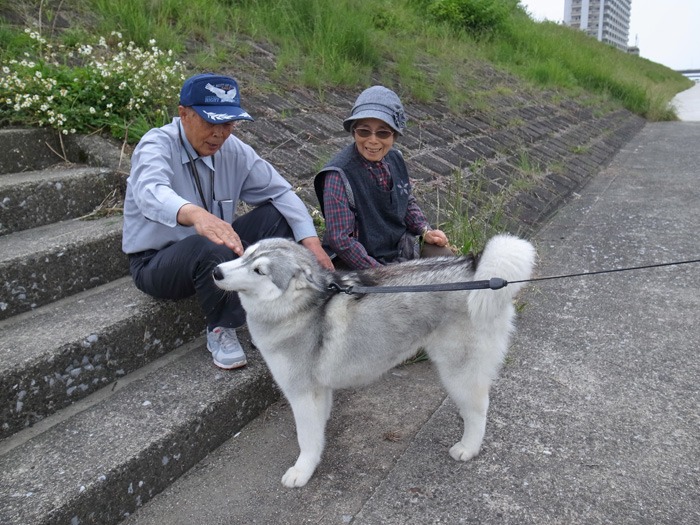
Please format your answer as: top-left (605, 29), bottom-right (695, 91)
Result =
top-left (564, 0), bottom-right (632, 51)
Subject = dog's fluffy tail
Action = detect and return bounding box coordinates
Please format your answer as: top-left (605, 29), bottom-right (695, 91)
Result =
top-left (467, 234), bottom-right (536, 321)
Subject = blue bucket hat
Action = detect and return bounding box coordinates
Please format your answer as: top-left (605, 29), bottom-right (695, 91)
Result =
top-left (179, 73), bottom-right (254, 124)
top-left (343, 86), bottom-right (407, 135)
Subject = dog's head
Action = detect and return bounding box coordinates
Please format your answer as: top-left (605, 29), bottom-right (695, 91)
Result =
top-left (213, 238), bottom-right (332, 307)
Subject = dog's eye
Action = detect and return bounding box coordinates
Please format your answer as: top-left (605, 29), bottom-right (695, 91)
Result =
top-left (253, 267), bottom-right (264, 275)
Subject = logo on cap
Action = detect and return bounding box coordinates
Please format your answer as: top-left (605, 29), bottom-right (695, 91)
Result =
top-left (205, 83), bottom-right (238, 103)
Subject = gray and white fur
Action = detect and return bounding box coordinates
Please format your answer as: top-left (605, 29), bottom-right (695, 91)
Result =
top-left (213, 234), bottom-right (536, 487)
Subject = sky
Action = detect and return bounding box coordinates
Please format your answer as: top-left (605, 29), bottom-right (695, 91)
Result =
top-left (518, 0), bottom-right (700, 71)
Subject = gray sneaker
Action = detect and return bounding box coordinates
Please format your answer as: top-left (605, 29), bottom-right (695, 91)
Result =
top-left (207, 327), bottom-right (247, 370)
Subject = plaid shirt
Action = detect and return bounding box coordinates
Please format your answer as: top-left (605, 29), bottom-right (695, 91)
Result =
top-left (322, 156), bottom-right (430, 269)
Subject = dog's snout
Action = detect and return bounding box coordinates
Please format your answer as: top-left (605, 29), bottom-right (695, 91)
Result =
top-left (212, 266), bottom-right (224, 281)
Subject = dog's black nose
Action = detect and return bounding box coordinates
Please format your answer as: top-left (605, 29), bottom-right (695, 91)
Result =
top-left (212, 267), bottom-right (224, 281)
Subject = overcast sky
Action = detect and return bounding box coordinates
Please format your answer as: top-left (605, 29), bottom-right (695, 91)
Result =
top-left (518, 0), bottom-right (700, 71)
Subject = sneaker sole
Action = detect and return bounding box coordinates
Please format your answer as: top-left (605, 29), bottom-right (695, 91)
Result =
top-left (213, 357), bottom-right (247, 370)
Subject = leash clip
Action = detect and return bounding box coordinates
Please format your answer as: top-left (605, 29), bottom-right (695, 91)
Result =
top-left (328, 282), bottom-right (354, 295)
top-left (489, 278), bottom-right (508, 290)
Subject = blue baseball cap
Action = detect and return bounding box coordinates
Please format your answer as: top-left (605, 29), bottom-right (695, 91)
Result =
top-left (179, 73), bottom-right (254, 124)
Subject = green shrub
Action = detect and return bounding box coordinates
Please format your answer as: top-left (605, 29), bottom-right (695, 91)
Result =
top-left (0, 29), bottom-right (186, 142)
top-left (423, 0), bottom-right (521, 36)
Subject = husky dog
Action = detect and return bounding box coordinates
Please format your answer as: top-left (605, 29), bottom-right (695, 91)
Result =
top-left (213, 235), bottom-right (535, 488)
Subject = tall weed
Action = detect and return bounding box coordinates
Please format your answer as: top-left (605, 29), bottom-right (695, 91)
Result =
top-left (237, 0), bottom-right (381, 87)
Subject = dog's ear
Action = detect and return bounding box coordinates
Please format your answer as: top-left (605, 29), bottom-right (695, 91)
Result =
top-left (295, 264), bottom-right (330, 292)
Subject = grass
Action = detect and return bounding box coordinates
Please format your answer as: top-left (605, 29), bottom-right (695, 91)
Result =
top-left (0, 0), bottom-right (692, 252)
top-left (1, 0), bottom-right (690, 123)
top-left (485, 13), bottom-right (691, 119)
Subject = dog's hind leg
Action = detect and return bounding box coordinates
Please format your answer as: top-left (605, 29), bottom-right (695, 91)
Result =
top-left (448, 380), bottom-right (491, 461)
top-left (436, 362), bottom-right (491, 461)
top-left (281, 387), bottom-right (333, 488)
top-left (432, 332), bottom-right (508, 462)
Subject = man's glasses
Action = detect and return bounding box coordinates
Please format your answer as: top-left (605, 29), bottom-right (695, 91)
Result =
top-left (353, 127), bottom-right (394, 140)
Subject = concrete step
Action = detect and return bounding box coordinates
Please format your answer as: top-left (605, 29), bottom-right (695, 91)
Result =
top-left (0, 165), bottom-right (119, 235)
top-left (0, 277), bottom-right (204, 440)
top-left (0, 128), bottom-right (277, 525)
top-left (0, 332), bottom-right (278, 525)
top-left (0, 216), bottom-right (128, 320)
top-left (0, 128), bottom-right (67, 175)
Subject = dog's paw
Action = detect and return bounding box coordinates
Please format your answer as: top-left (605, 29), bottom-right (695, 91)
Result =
top-left (449, 441), bottom-right (480, 462)
top-left (281, 466), bottom-right (314, 488)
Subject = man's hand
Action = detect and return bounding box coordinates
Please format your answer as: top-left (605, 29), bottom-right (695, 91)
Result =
top-left (177, 203), bottom-right (244, 256)
top-left (300, 236), bottom-right (335, 270)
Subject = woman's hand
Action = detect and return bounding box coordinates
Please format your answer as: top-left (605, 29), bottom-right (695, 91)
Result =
top-left (423, 228), bottom-right (449, 247)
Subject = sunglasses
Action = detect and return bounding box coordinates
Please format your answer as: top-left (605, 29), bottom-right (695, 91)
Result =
top-left (353, 127), bottom-right (394, 140)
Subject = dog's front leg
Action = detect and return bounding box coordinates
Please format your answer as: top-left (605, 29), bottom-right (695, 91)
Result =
top-left (281, 387), bottom-right (333, 488)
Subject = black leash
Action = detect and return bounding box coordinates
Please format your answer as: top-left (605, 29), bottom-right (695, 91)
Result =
top-left (509, 258), bottom-right (700, 285)
top-left (328, 258), bottom-right (700, 295)
top-left (328, 277), bottom-right (509, 295)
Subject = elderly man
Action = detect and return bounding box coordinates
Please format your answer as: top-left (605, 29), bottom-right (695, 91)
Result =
top-left (123, 73), bottom-right (332, 370)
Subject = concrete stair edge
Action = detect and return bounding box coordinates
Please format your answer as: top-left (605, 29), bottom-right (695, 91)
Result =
top-left (0, 165), bottom-right (121, 236)
top-left (0, 278), bottom-right (204, 440)
top-left (0, 216), bottom-right (128, 320)
top-left (0, 333), bottom-right (278, 525)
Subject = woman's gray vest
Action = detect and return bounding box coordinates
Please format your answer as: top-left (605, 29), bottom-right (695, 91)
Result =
top-left (314, 144), bottom-right (411, 264)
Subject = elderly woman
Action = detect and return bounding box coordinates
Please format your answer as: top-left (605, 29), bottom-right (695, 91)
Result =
top-left (314, 85), bottom-right (451, 270)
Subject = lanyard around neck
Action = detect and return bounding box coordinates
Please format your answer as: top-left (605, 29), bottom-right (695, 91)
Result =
top-left (179, 125), bottom-right (215, 213)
